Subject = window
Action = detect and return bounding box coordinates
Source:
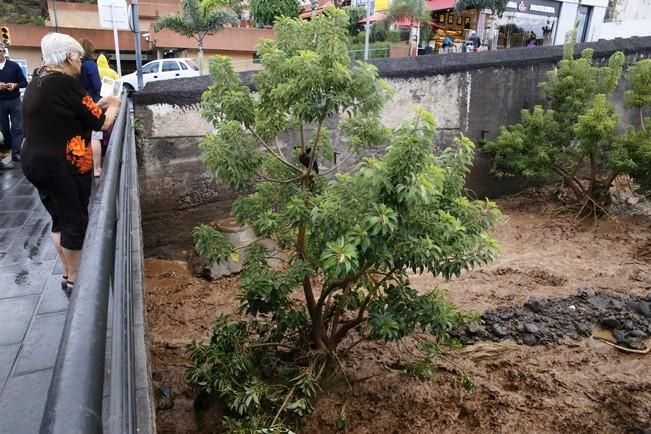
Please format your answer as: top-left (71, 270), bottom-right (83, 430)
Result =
top-left (162, 60), bottom-right (180, 72)
top-left (142, 61), bottom-right (159, 74)
top-left (576, 5), bottom-right (592, 42)
top-left (179, 61), bottom-right (188, 70)
top-left (185, 59), bottom-right (199, 71)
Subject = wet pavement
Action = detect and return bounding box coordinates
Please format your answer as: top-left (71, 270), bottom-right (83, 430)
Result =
top-left (0, 164), bottom-right (68, 434)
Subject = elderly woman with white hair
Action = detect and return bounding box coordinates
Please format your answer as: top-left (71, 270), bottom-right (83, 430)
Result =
top-left (21, 32), bottom-right (121, 295)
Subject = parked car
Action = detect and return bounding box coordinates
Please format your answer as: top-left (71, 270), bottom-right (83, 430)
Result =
top-left (121, 58), bottom-right (200, 90)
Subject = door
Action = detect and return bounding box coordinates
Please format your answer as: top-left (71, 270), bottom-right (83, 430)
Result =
top-left (160, 60), bottom-right (182, 82)
top-left (141, 61), bottom-right (160, 86)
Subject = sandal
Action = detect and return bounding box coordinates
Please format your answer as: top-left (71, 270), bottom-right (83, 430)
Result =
top-left (61, 275), bottom-right (68, 290)
top-left (63, 281), bottom-right (74, 298)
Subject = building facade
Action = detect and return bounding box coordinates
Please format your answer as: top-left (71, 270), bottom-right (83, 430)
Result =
top-left (597, 0), bottom-right (651, 39)
top-left (1, 0), bottom-right (274, 77)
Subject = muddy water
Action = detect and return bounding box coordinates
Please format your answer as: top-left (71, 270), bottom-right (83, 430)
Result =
top-left (144, 195), bottom-right (651, 434)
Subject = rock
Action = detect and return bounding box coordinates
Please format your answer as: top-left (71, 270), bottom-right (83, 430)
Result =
top-left (523, 334), bottom-right (537, 346)
top-left (467, 322), bottom-right (481, 334)
top-left (575, 323), bottom-right (592, 337)
top-left (491, 323), bottom-right (508, 338)
top-left (622, 338), bottom-right (646, 351)
top-left (624, 320), bottom-right (634, 330)
top-left (499, 310), bottom-right (515, 320)
top-left (601, 316), bottom-right (622, 329)
top-left (608, 299), bottom-right (624, 310)
top-left (157, 386), bottom-right (174, 411)
top-left (578, 288), bottom-right (595, 298)
top-left (516, 323), bottom-right (525, 332)
top-left (526, 299), bottom-right (543, 313)
top-left (628, 301), bottom-right (651, 318)
top-left (524, 323), bottom-right (540, 334)
top-left (613, 329), bottom-right (627, 344)
top-left (628, 329), bottom-right (647, 338)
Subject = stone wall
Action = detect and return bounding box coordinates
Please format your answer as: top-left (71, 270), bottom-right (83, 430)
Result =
top-left (133, 36), bottom-right (651, 253)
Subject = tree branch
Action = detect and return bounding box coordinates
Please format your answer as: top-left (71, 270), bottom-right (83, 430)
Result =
top-left (588, 151), bottom-right (597, 194)
top-left (334, 316), bottom-right (368, 343)
top-left (307, 117), bottom-right (325, 175)
top-left (321, 153), bottom-right (355, 176)
top-left (641, 108), bottom-right (646, 134)
top-left (552, 165), bottom-right (584, 201)
top-left (256, 171), bottom-right (303, 184)
top-left (248, 127), bottom-right (301, 172)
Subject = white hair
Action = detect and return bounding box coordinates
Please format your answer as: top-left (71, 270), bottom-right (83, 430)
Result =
top-left (41, 33), bottom-right (84, 66)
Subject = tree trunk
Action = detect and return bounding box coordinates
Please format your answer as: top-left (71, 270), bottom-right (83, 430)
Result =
top-left (198, 39), bottom-right (204, 74)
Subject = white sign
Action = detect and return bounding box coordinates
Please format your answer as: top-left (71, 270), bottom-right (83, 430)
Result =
top-left (98, 0), bottom-right (129, 30)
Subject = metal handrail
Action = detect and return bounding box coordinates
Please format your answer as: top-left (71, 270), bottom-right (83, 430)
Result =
top-left (39, 94), bottom-right (141, 434)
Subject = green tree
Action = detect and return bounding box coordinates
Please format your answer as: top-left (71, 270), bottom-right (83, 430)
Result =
top-left (202, 0), bottom-right (246, 18)
top-left (454, 0), bottom-right (508, 14)
top-left (189, 9), bottom-right (500, 430)
top-left (388, 0), bottom-right (431, 56)
top-left (485, 37), bottom-right (651, 217)
top-left (250, 0), bottom-right (299, 26)
top-left (153, 0), bottom-right (239, 72)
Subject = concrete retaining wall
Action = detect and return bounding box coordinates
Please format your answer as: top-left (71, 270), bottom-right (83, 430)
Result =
top-left (133, 36), bottom-right (651, 254)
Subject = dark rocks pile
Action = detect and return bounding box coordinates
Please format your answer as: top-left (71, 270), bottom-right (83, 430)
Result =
top-left (459, 289), bottom-right (651, 349)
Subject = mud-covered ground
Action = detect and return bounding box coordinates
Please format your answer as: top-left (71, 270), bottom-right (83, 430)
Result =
top-left (144, 192), bottom-right (651, 434)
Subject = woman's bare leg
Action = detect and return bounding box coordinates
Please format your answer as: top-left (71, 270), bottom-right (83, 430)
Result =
top-left (61, 247), bottom-right (82, 284)
top-left (92, 139), bottom-right (102, 177)
top-left (52, 232), bottom-right (69, 277)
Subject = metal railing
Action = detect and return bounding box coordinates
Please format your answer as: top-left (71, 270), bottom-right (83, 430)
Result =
top-left (39, 94), bottom-right (150, 433)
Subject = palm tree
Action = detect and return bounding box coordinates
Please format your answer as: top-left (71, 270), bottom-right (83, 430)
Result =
top-left (154, 0), bottom-right (239, 72)
top-left (389, 0), bottom-right (431, 56)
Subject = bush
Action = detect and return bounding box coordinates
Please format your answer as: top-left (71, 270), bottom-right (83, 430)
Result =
top-left (484, 34), bottom-right (651, 216)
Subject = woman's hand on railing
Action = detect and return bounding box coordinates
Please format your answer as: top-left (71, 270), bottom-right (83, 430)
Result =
top-left (98, 95), bottom-right (122, 131)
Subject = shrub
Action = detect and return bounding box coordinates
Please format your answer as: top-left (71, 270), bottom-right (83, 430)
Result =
top-left (484, 35), bottom-right (651, 216)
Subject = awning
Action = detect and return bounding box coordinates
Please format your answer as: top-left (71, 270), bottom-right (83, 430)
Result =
top-left (358, 12), bottom-right (387, 24)
top-left (426, 0), bottom-right (456, 11)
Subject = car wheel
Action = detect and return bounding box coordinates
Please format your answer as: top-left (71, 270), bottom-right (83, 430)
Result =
top-left (123, 83), bottom-right (135, 91)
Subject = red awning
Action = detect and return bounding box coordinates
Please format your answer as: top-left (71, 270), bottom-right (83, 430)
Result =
top-left (358, 12), bottom-right (387, 24)
top-left (425, 0), bottom-right (456, 11)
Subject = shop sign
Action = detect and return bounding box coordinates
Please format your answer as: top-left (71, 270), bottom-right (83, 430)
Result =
top-left (506, 0), bottom-right (559, 16)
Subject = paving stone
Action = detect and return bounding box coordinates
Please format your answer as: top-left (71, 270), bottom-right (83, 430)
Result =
top-left (52, 256), bottom-right (64, 275)
top-left (0, 296), bottom-right (39, 345)
top-left (0, 229), bottom-right (17, 253)
top-left (14, 313), bottom-right (66, 375)
top-left (37, 275), bottom-right (69, 315)
top-left (0, 344), bottom-right (20, 391)
top-left (0, 261), bottom-right (53, 299)
top-left (0, 368), bottom-right (52, 434)
top-left (0, 235), bottom-right (57, 267)
top-left (0, 211), bottom-right (32, 229)
top-left (15, 214), bottom-right (51, 239)
top-left (0, 195), bottom-right (40, 213)
top-left (8, 183), bottom-right (37, 197)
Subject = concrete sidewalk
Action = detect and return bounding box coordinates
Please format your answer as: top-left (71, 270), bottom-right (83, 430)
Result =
top-left (0, 164), bottom-right (69, 434)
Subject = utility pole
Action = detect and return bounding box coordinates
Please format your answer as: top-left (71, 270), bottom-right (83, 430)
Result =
top-left (363, 0), bottom-right (372, 60)
top-left (51, 0), bottom-right (59, 32)
top-left (130, 0), bottom-right (143, 90)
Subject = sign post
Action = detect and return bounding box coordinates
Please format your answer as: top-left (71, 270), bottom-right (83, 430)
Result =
top-left (98, 0), bottom-right (129, 77)
top-left (357, 0), bottom-right (375, 60)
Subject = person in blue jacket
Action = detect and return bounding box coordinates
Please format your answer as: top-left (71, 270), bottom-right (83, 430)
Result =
top-left (0, 42), bottom-right (27, 165)
top-left (78, 38), bottom-right (103, 176)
